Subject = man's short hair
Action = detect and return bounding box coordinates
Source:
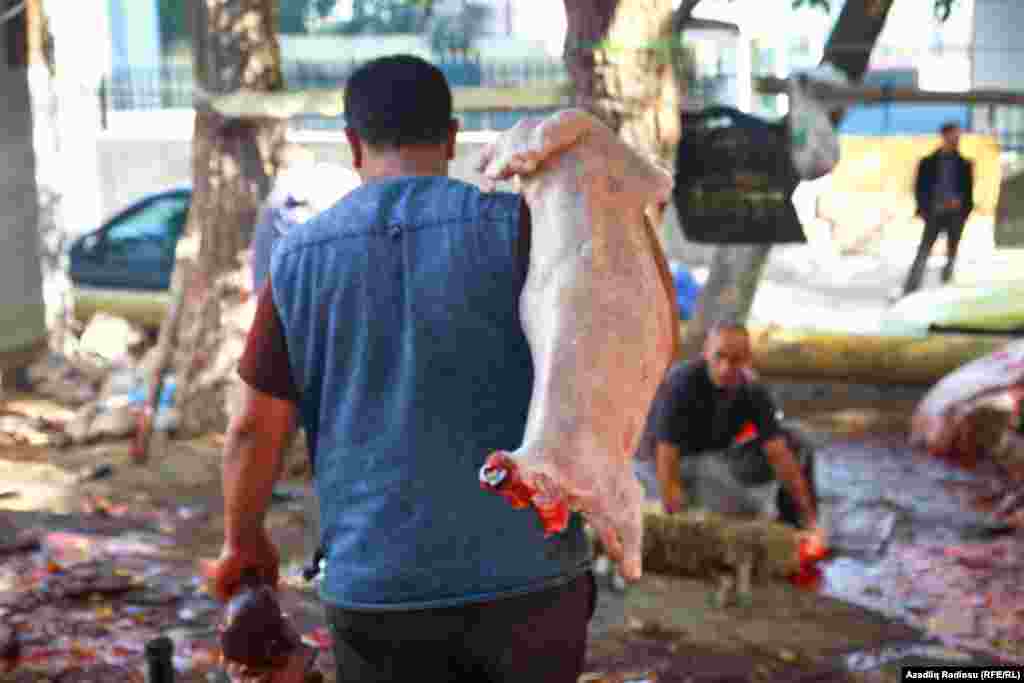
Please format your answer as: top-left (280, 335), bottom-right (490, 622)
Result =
top-left (940, 121), bottom-right (960, 135)
top-left (343, 54), bottom-right (453, 149)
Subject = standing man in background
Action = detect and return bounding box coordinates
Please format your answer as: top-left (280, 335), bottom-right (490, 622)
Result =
top-left (901, 121), bottom-right (974, 298)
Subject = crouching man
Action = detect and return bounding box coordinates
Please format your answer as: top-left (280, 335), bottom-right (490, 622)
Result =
top-left (640, 320), bottom-right (821, 534)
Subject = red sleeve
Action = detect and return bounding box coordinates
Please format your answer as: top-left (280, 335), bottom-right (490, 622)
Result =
top-left (238, 281), bottom-right (300, 403)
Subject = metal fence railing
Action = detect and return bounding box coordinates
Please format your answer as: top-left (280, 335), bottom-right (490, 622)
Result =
top-left (103, 60), bottom-right (738, 132)
top-left (105, 58), bottom-right (571, 111)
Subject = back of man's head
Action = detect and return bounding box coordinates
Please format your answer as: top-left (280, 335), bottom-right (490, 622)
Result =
top-left (344, 55), bottom-right (453, 149)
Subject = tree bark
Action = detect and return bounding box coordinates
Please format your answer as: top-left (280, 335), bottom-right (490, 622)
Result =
top-left (133, 1), bottom-right (286, 456)
top-left (679, 0), bottom-right (896, 359)
top-left (562, 0), bottom-right (679, 164)
top-left (187, 0), bottom-right (286, 278)
top-left (0, 3), bottom-right (48, 379)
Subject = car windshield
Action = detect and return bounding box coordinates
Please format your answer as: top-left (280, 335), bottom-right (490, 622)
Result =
top-left (106, 195), bottom-right (188, 255)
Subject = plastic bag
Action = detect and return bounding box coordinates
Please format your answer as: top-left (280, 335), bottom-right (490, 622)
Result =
top-left (674, 106), bottom-right (804, 244)
top-left (787, 64), bottom-right (847, 181)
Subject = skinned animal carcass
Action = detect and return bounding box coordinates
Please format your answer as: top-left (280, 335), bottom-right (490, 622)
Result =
top-left (475, 109), bottom-right (677, 581)
top-left (911, 340), bottom-right (1024, 474)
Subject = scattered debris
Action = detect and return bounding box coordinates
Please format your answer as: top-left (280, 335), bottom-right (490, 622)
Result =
top-left (0, 622), bottom-right (20, 669)
top-left (77, 464), bottom-right (115, 484)
top-left (78, 313), bottom-right (145, 364)
top-left (0, 523), bottom-right (329, 681)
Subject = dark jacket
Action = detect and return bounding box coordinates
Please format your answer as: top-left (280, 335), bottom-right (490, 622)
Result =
top-left (914, 148), bottom-right (974, 221)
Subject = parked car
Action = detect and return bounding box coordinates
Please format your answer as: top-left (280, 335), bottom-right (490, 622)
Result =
top-left (69, 163), bottom-right (359, 329)
top-left (68, 186), bottom-right (191, 329)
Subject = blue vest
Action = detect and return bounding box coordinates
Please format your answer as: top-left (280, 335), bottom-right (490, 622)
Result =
top-left (270, 176), bottom-right (591, 610)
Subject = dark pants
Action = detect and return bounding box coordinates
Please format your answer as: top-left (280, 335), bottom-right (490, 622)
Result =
top-left (326, 572), bottom-right (597, 683)
top-left (902, 210), bottom-right (967, 296)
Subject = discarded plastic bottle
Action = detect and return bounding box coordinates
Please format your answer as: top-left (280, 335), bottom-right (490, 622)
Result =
top-left (144, 636), bottom-right (175, 683)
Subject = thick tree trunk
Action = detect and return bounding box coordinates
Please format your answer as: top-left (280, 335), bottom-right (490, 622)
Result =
top-left (679, 0), bottom-right (895, 359)
top-left (190, 109), bottom-right (286, 277)
top-left (134, 1), bottom-right (286, 458)
top-left (562, 0), bottom-right (679, 164)
top-left (0, 3), bottom-right (48, 379)
top-left (187, 0), bottom-right (286, 278)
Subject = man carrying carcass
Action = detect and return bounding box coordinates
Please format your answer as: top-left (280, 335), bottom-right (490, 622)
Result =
top-left (645, 320), bottom-right (821, 535)
top-left (212, 55), bottom-right (595, 682)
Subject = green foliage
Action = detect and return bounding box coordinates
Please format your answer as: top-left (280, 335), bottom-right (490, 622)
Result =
top-left (310, 0), bottom-right (435, 34)
top-left (154, 0), bottom-right (959, 51)
top-left (279, 0), bottom-right (310, 33)
top-left (429, 2), bottom-right (492, 56)
top-left (789, 0), bottom-right (957, 21)
top-left (157, 0), bottom-right (187, 50)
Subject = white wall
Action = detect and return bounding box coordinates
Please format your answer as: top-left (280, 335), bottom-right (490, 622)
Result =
top-left (972, 0), bottom-right (1024, 90)
top-left (108, 0), bottom-right (162, 70)
top-left (47, 0), bottom-right (111, 238)
top-left (278, 34), bottom-right (432, 63)
top-left (95, 112), bottom-right (514, 223)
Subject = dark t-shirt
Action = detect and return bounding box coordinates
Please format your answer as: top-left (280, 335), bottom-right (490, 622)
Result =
top-left (651, 359), bottom-right (781, 455)
top-left (238, 200), bottom-right (532, 399)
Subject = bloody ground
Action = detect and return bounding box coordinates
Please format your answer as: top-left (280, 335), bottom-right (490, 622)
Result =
top-left (1, 381), bottom-right (1021, 682)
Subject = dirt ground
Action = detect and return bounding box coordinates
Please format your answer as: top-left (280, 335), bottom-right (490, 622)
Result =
top-left (0, 381), bottom-right (1015, 682)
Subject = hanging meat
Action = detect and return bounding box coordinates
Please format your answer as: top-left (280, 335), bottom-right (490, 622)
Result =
top-left (476, 109), bottom-right (677, 581)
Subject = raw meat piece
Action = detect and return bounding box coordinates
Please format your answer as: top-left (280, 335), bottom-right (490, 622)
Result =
top-left (476, 109), bottom-right (677, 580)
top-left (221, 580), bottom-right (299, 669)
top-left (911, 340), bottom-right (1024, 469)
top-left (219, 571), bottom-right (319, 682)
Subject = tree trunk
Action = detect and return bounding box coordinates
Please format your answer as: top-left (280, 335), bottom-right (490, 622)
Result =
top-left (562, 0), bottom-right (679, 164)
top-left (679, 0), bottom-right (895, 359)
top-left (0, 2), bottom-right (48, 380)
top-left (133, 0), bottom-right (286, 458)
top-left (187, 0), bottom-right (286, 279)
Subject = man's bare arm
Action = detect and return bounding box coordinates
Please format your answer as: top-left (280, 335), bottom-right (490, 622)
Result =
top-left (762, 436), bottom-right (816, 529)
top-left (655, 441), bottom-right (685, 513)
top-left (222, 383), bottom-right (299, 547)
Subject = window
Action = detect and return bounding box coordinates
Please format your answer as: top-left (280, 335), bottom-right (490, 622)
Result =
top-left (105, 195), bottom-right (189, 258)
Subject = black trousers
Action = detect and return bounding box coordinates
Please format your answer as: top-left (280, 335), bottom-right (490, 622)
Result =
top-left (902, 211), bottom-right (967, 296)
top-left (326, 572), bottom-right (597, 683)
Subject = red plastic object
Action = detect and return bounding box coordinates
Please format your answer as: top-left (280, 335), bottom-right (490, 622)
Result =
top-left (734, 421), bottom-right (758, 444)
top-left (480, 454), bottom-right (570, 537)
top-left (798, 535), bottom-right (829, 564)
top-left (789, 535), bottom-right (830, 589)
